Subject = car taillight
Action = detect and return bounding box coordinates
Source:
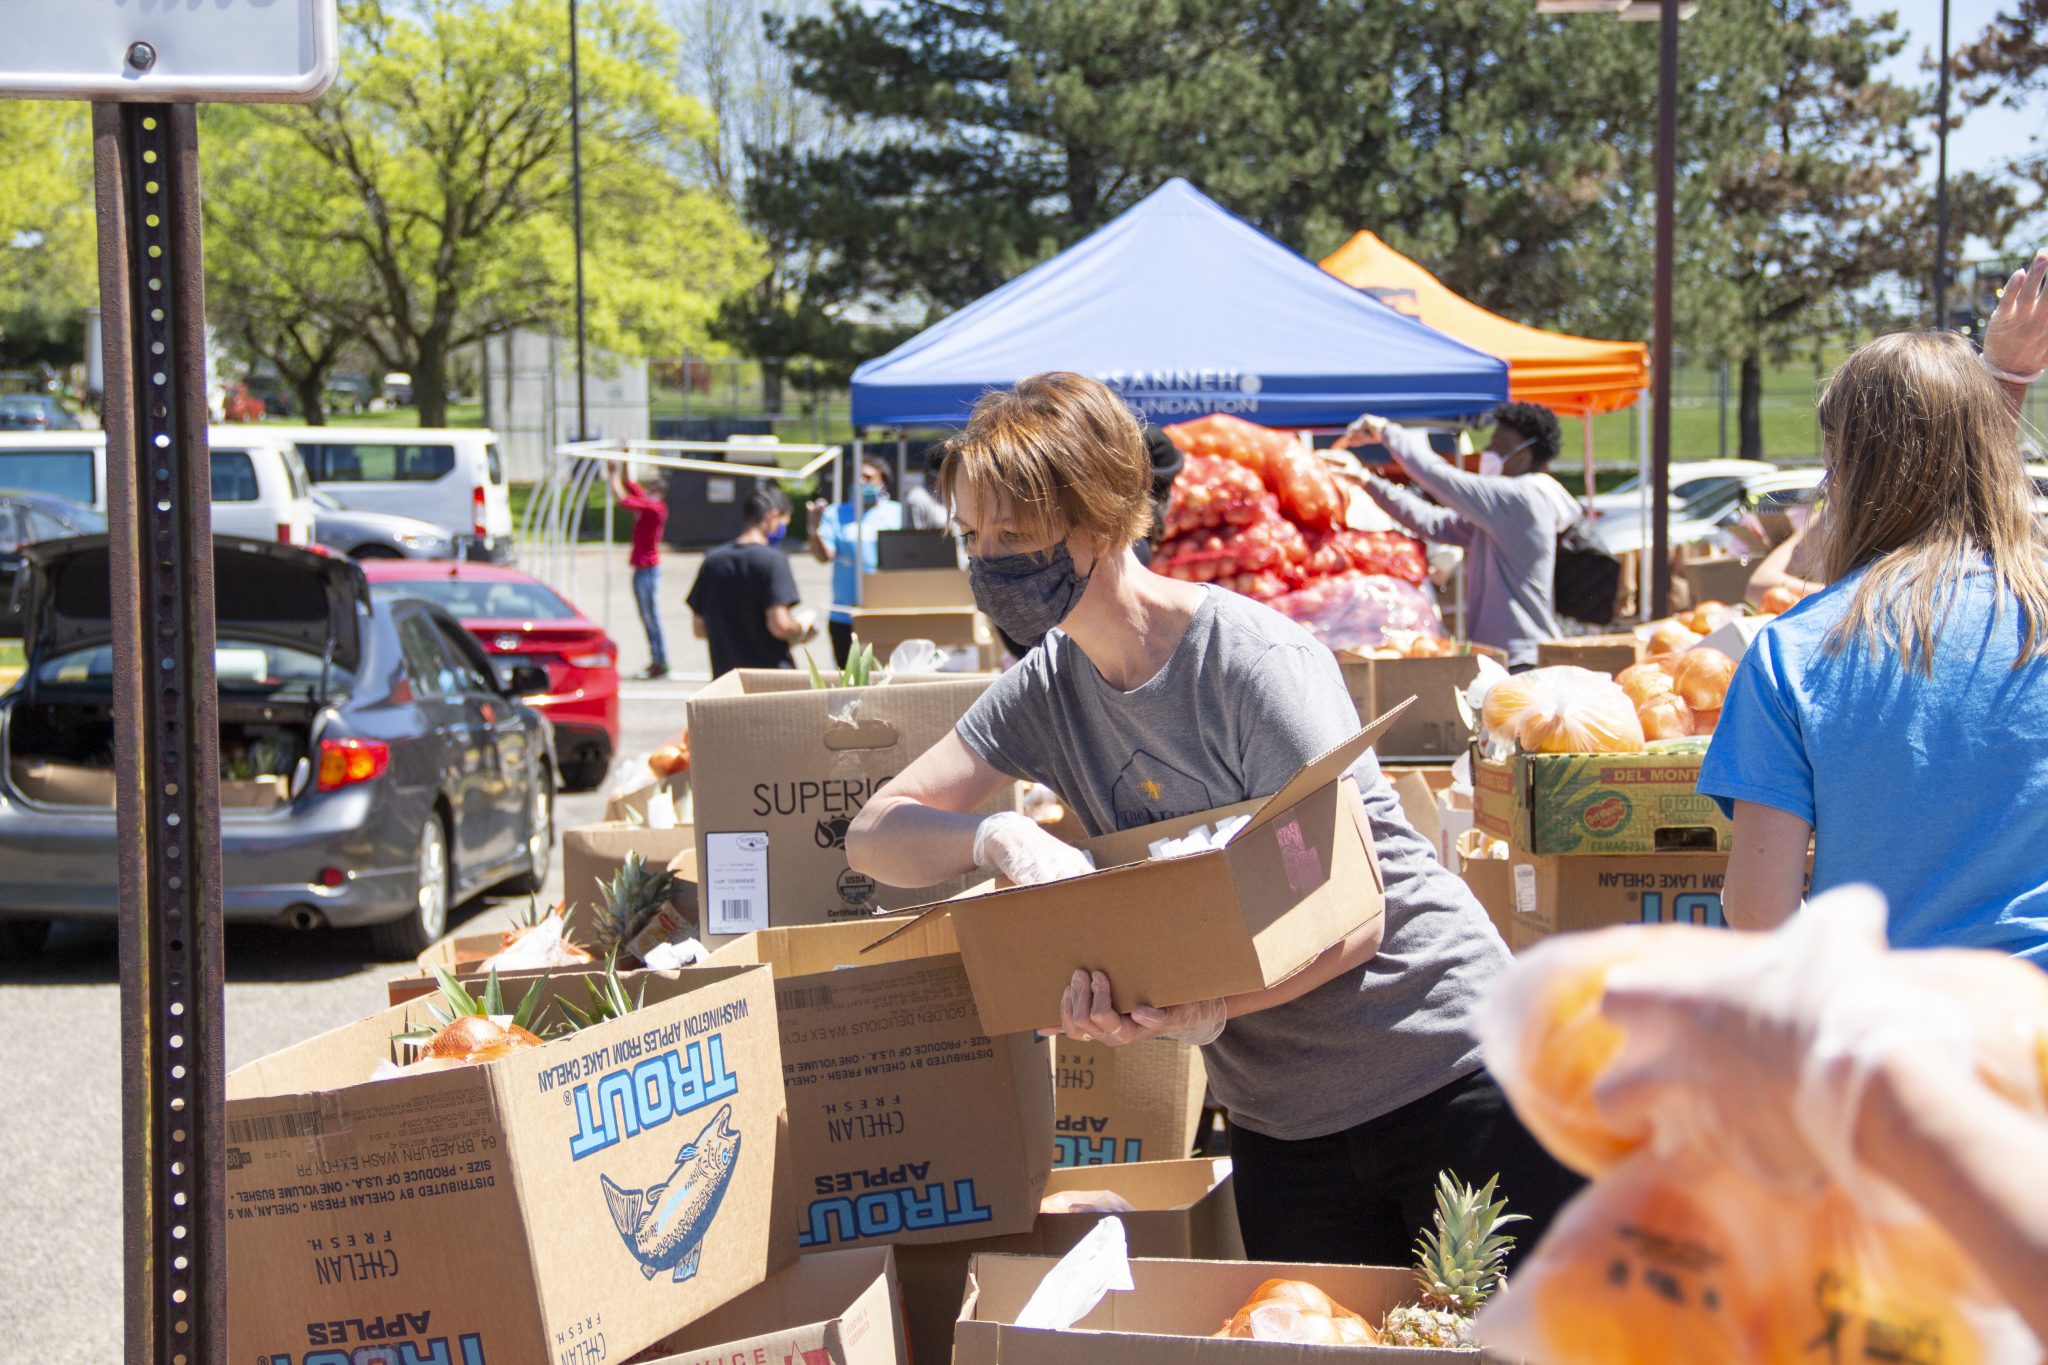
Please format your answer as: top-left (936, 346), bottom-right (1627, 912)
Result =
top-left (566, 639), bottom-right (616, 668)
top-left (317, 738), bottom-right (390, 791)
top-left (472, 484), bottom-right (487, 538)
top-left (276, 522), bottom-right (293, 543)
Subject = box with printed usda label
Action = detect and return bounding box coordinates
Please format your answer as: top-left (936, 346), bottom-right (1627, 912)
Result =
top-left (870, 717), bottom-right (1398, 1038)
top-left (707, 917), bottom-right (1055, 1254)
top-left (686, 670), bottom-right (1005, 945)
top-left (225, 965), bottom-right (791, 1365)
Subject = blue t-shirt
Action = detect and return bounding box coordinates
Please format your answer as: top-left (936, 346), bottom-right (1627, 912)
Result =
top-left (824, 499), bottom-right (904, 623)
top-left (1698, 564), bottom-right (2048, 960)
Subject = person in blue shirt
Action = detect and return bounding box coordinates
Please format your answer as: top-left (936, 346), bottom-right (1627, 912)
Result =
top-left (806, 456), bottom-right (904, 666)
top-left (1700, 250), bottom-right (2048, 960)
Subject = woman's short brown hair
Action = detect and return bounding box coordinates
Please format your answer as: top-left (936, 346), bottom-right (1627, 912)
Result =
top-left (938, 372), bottom-right (1153, 551)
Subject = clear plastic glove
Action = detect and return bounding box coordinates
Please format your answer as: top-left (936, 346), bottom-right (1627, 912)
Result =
top-left (1594, 885), bottom-right (1964, 1195)
top-left (1336, 412), bottom-right (1388, 450)
top-left (1038, 968), bottom-right (1226, 1047)
top-left (972, 810), bottom-right (1095, 886)
top-left (1983, 248), bottom-right (2048, 382)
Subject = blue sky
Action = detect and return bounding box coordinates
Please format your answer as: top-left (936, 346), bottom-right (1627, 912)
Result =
top-left (1860, 0), bottom-right (2041, 177)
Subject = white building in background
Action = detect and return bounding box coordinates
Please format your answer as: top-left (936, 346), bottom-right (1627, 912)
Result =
top-left (482, 329), bottom-right (649, 483)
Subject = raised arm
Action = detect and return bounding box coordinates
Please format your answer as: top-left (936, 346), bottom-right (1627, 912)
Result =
top-left (1983, 247), bottom-right (2048, 419)
top-left (1376, 420), bottom-right (1533, 525)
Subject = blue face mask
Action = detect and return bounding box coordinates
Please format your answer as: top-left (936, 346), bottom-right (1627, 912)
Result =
top-left (767, 521), bottom-right (788, 546)
top-left (860, 484), bottom-right (881, 509)
top-left (967, 543), bottom-right (1092, 651)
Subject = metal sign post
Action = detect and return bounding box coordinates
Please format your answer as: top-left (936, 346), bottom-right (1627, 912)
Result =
top-left (4, 8), bottom-right (338, 1362)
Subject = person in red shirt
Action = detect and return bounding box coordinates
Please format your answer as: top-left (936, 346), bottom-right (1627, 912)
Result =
top-left (613, 467), bottom-right (670, 679)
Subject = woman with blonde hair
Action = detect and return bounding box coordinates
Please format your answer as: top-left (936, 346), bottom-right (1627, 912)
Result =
top-left (1701, 251), bottom-right (2048, 957)
top-left (845, 371), bottom-right (1580, 1266)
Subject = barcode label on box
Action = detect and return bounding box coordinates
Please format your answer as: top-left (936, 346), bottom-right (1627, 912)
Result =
top-left (1514, 864), bottom-right (1538, 916)
top-left (777, 984), bottom-right (835, 1012)
top-left (705, 831), bottom-right (770, 935)
top-left (229, 1110), bottom-right (322, 1144)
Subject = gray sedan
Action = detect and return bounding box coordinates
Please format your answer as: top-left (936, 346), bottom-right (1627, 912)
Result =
top-left (0, 536), bottom-right (555, 960)
top-left (312, 486), bottom-right (456, 559)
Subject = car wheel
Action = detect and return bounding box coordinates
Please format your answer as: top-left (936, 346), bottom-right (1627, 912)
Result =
top-left (497, 763), bottom-right (554, 895)
top-left (0, 918), bottom-right (52, 962)
top-left (559, 754), bottom-right (608, 793)
top-left (370, 812), bottom-right (450, 959)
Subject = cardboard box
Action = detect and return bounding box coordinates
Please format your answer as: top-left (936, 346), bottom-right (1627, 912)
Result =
top-left (850, 607), bottom-right (997, 673)
top-left (1502, 851), bottom-right (1731, 951)
top-left (1535, 634), bottom-right (1643, 676)
top-left (226, 965), bottom-right (792, 1365)
top-left (1382, 765), bottom-right (1457, 861)
top-left (1473, 747), bottom-right (1732, 856)
top-left (630, 1246), bottom-right (906, 1365)
top-left (705, 917), bottom-right (1055, 1252)
top-left (1434, 787), bottom-right (1476, 871)
top-left (605, 771), bottom-right (694, 824)
top-left (897, 1159), bottom-right (1243, 1365)
top-left (953, 1254), bottom-right (1505, 1364)
top-left (1674, 554), bottom-right (1755, 611)
top-left (1053, 1038), bottom-right (1206, 1168)
top-left (7, 760), bottom-right (286, 808)
top-left (686, 671), bottom-right (1002, 940)
top-left (859, 567), bottom-right (975, 611)
top-left (1460, 852), bottom-right (1516, 948)
top-left (1338, 647), bottom-right (1503, 760)
top-left (872, 721), bottom-right (1395, 1037)
top-left (562, 822), bottom-right (701, 946)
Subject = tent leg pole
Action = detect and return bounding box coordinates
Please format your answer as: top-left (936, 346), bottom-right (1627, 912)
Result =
top-left (1581, 416), bottom-right (1596, 516)
top-left (1637, 392), bottom-right (1652, 623)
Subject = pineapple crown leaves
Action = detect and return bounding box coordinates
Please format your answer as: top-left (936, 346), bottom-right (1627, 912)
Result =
top-left (805, 637), bottom-right (878, 690)
top-left (592, 850), bottom-right (681, 954)
top-left (1411, 1171), bottom-right (1528, 1314)
top-left (556, 952), bottom-right (647, 1033)
top-left (392, 966), bottom-right (552, 1045)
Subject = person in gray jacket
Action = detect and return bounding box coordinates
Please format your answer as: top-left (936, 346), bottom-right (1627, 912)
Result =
top-left (1336, 402), bottom-right (1580, 670)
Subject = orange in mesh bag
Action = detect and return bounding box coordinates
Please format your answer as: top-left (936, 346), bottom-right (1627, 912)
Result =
top-left (1478, 1150), bottom-right (2034, 1365)
top-left (1479, 665), bottom-right (1647, 754)
top-left (1477, 905), bottom-right (2048, 1365)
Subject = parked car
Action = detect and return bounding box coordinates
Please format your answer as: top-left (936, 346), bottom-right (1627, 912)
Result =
top-left (325, 371), bottom-right (374, 414)
top-left (311, 487), bottom-right (457, 560)
top-left (359, 559), bottom-right (617, 793)
top-left (0, 536), bottom-right (556, 960)
top-left (262, 425), bottom-right (515, 561)
top-left (0, 489), bottom-right (105, 639)
top-left (1594, 466), bottom-right (1823, 557)
top-left (0, 394), bottom-right (85, 431)
top-left (1589, 459), bottom-right (1777, 517)
top-left (383, 371), bottom-right (414, 406)
top-left (0, 429), bottom-right (316, 547)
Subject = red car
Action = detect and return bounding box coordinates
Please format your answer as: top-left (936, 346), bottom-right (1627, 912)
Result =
top-left (361, 560), bottom-right (619, 791)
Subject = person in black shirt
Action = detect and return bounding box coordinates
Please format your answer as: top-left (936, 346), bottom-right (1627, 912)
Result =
top-left (685, 485), bottom-right (817, 677)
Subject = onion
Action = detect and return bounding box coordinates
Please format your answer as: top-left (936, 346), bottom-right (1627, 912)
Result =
top-left (1643, 621), bottom-right (1704, 659)
top-left (1672, 648), bottom-right (1737, 711)
top-left (1637, 693), bottom-right (1694, 741)
top-left (1617, 663), bottom-right (1676, 707)
top-left (1482, 675), bottom-right (1540, 744)
top-left (1759, 585), bottom-right (1805, 615)
top-left (1692, 706), bottom-right (1721, 736)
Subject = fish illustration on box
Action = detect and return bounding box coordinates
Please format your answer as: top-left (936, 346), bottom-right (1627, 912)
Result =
top-left (600, 1102), bottom-right (742, 1283)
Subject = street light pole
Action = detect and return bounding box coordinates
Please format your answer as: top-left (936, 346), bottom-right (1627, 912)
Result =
top-left (1649, 0), bottom-right (1678, 618)
top-left (1934, 0), bottom-right (1953, 331)
top-left (569, 0), bottom-right (590, 442)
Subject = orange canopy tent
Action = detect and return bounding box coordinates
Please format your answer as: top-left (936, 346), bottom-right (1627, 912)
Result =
top-left (1320, 231), bottom-right (1647, 419)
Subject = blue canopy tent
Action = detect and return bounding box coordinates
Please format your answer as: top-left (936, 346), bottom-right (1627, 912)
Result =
top-left (848, 178), bottom-right (1509, 433)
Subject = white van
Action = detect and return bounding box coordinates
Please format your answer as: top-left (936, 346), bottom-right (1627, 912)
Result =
top-left (260, 425), bottom-right (514, 561)
top-left (0, 429), bottom-right (315, 546)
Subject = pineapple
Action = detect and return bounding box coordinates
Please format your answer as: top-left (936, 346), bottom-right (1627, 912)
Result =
top-left (1378, 1172), bottom-right (1527, 1350)
top-left (389, 966), bottom-right (554, 1071)
top-left (589, 851), bottom-right (680, 958)
top-left (556, 951), bottom-right (648, 1032)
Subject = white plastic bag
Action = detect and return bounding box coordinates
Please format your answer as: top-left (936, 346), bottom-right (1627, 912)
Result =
top-left (1014, 1215), bottom-right (1133, 1331)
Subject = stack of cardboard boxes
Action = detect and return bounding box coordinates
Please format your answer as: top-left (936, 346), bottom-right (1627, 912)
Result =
top-left (223, 679), bottom-right (1410, 1364)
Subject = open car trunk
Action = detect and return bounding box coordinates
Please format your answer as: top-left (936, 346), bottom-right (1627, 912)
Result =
top-left (6, 698), bottom-right (311, 811)
top-left (3, 535), bottom-right (368, 811)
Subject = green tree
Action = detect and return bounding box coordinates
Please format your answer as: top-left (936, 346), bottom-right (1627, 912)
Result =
top-left (0, 102), bottom-right (94, 373)
top-left (208, 0), bottom-right (763, 427)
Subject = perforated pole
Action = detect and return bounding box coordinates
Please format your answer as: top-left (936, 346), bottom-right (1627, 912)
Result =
top-left (95, 101), bottom-right (227, 1365)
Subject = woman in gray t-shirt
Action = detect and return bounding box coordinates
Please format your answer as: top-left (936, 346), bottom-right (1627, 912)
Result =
top-left (846, 372), bottom-right (1580, 1266)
